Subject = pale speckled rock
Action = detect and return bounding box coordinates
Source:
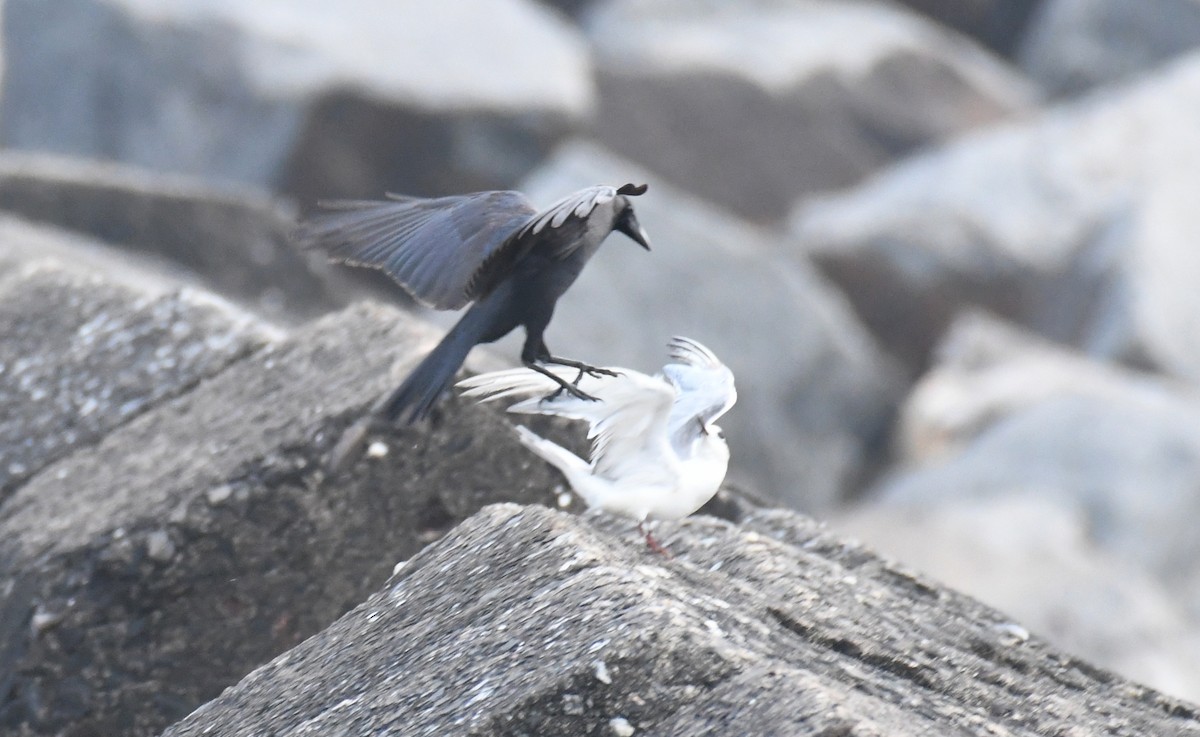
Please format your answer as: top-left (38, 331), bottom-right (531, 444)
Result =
top-left (792, 53), bottom-right (1200, 375)
top-left (871, 315), bottom-right (1200, 623)
top-left (1, 0), bottom-right (592, 202)
top-left (837, 495), bottom-right (1200, 703)
top-left (0, 300), bottom-right (569, 736)
top-left (893, 310), bottom-right (1199, 464)
top-left (585, 0), bottom-right (1034, 222)
top-left (515, 140), bottom-right (904, 512)
top-left (1018, 0), bottom-right (1200, 97)
top-left (163, 504), bottom-right (1200, 736)
top-left (0, 244), bottom-right (273, 503)
top-left (0, 152), bottom-right (341, 321)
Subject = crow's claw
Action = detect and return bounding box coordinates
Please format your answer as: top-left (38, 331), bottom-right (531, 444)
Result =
top-left (577, 365), bottom-right (620, 383)
top-left (542, 382), bottom-right (600, 403)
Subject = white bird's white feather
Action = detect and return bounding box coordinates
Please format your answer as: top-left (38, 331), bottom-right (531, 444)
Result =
top-left (457, 337), bottom-right (736, 522)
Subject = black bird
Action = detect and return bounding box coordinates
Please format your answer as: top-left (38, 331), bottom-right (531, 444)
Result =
top-left (301, 183), bottom-right (652, 427)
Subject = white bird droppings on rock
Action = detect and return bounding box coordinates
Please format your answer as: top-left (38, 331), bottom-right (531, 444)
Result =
top-left (994, 622), bottom-right (1031, 646)
top-left (593, 659), bottom-right (612, 684)
top-left (609, 716), bottom-right (635, 736)
top-left (146, 530), bottom-right (175, 562)
top-left (206, 484), bottom-right (233, 505)
top-left (366, 441), bottom-right (389, 459)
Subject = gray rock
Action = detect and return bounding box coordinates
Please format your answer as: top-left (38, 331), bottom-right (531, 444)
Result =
top-left (792, 52), bottom-right (1200, 375)
top-left (584, 0), bottom-right (1034, 222)
top-left (838, 495), bottom-right (1200, 702)
top-left (0, 234), bottom-right (273, 505)
top-left (163, 503), bottom-right (1200, 736)
top-left (894, 310), bottom-right (1197, 463)
top-left (893, 0), bottom-right (1044, 54)
top-left (0, 298), bottom-right (569, 736)
top-left (1018, 0), bottom-right (1200, 97)
top-left (1, 0), bottom-right (591, 202)
top-left (0, 152), bottom-right (341, 321)
top-left (871, 318), bottom-right (1200, 619)
top-left (516, 141), bottom-right (905, 512)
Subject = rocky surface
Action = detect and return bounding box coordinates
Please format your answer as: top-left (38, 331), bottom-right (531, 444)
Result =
top-left (0, 255), bottom-right (569, 735)
top-left (842, 313), bottom-right (1200, 700)
top-left (6, 1), bottom-right (1200, 733)
top-left (1, 0), bottom-right (591, 203)
top-left (1018, 0), bottom-right (1200, 96)
top-left (792, 52), bottom-right (1200, 375)
top-left (894, 0), bottom-right (1044, 54)
top-left (0, 222), bottom-right (273, 505)
top-left (516, 141), bottom-right (904, 512)
top-left (164, 503), bottom-right (1200, 737)
top-left (0, 153), bottom-right (341, 321)
top-left (838, 495), bottom-right (1200, 702)
top-left (584, 0), bottom-right (1034, 222)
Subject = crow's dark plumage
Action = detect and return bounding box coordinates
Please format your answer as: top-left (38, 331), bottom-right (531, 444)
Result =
top-left (301, 183), bottom-right (651, 431)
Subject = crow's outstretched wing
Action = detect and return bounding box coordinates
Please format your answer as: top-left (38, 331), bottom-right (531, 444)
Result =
top-left (299, 190), bottom-right (538, 310)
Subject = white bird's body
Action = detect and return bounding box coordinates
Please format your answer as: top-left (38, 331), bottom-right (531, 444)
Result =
top-left (457, 337), bottom-right (736, 525)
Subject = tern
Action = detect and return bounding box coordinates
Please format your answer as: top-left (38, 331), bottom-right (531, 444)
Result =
top-left (458, 337), bottom-right (736, 553)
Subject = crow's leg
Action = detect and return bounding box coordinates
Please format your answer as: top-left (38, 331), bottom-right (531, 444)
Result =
top-left (523, 361), bottom-right (601, 402)
top-left (544, 355), bottom-right (620, 385)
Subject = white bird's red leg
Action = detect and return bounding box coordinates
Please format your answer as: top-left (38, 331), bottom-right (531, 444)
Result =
top-left (638, 520), bottom-right (672, 558)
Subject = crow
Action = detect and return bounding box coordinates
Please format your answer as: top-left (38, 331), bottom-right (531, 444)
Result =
top-left (301, 183), bottom-right (651, 431)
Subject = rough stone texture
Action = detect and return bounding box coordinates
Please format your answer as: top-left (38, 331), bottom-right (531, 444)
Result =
top-left (516, 141), bottom-right (904, 512)
top-left (0, 231), bottom-right (273, 506)
top-left (893, 310), bottom-right (1199, 464)
top-left (1, 0), bottom-right (592, 203)
top-left (0, 153), bottom-right (341, 322)
top-left (893, 0), bottom-right (1044, 54)
top-left (838, 495), bottom-right (1200, 702)
top-left (1018, 0), bottom-right (1200, 97)
top-left (792, 52), bottom-right (1200, 376)
top-left (0, 300), bottom-right (572, 737)
top-left (584, 0), bottom-right (1034, 222)
top-left (164, 503), bottom-right (1200, 736)
top-left (870, 313), bottom-right (1200, 623)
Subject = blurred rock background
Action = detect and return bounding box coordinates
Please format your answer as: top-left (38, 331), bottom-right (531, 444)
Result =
top-left (4, 0), bottom-right (1200, 728)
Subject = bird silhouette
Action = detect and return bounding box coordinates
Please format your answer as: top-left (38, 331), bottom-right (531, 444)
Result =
top-left (301, 184), bottom-right (651, 430)
top-left (458, 337), bottom-right (736, 553)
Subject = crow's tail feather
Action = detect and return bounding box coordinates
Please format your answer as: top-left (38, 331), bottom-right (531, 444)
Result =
top-left (378, 313), bottom-right (486, 425)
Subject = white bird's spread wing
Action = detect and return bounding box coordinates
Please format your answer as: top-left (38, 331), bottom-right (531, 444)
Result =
top-left (457, 365), bottom-right (677, 479)
top-left (661, 337), bottom-right (737, 452)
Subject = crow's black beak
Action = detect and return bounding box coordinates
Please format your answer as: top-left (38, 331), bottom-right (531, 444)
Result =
top-left (616, 210), bottom-right (651, 251)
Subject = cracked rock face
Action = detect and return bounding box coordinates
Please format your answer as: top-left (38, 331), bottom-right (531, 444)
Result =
top-left (163, 504), bottom-right (1200, 737)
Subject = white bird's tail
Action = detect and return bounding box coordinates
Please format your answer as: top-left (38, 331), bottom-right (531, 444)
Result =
top-left (513, 425), bottom-right (592, 491)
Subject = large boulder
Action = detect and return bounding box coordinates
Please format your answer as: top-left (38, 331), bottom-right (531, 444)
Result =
top-left (1, 0), bottom-right (592, 202)
top-left (838, 495), bottom-right (1200, 702)
top-left (892, 0), bottom-right (1044, 54)
top-left (870, 314), bottom-right (1200, 620)
top-left (584, 0), bottom-right (1034, 222)
top-left (515, 141), bottom-right (905, 512)
top-left (0, 266), bottom-right (568, 734)
top-left (0, 153), bottom-right (342, 321)
top-left (0, 220), bottom-right (273, 505)
top-left (164, 503), bottom-right (1200, 736)
top-left (792, 52), bottom-right (1200, 376)
top-left (1017, 0), bottom-right (1200, 97)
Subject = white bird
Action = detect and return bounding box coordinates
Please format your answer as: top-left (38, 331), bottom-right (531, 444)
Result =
top-left (457, 337), bottom-right (736, 553)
